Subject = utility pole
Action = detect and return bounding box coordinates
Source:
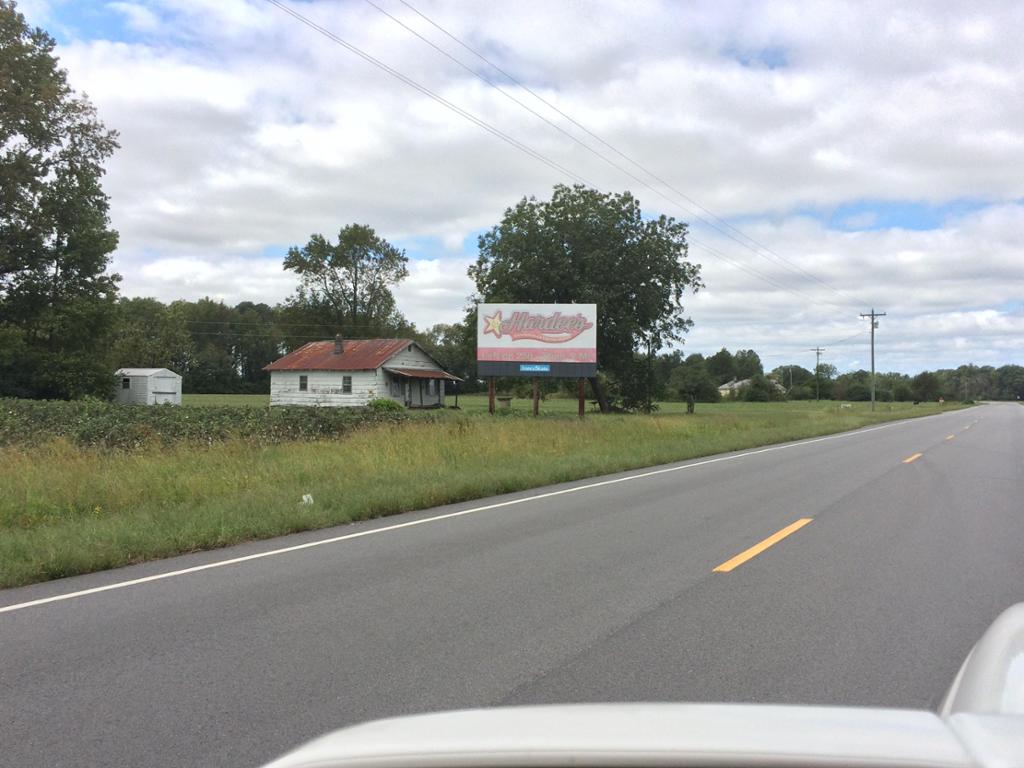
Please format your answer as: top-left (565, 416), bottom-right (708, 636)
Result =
top-left (860, 309), bottom-right (886, 411)
top-left (810, 347), bottom-right (824, 400)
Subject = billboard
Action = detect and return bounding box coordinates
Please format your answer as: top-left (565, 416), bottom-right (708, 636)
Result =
top-left (476, 303), bottom-right (597, 378)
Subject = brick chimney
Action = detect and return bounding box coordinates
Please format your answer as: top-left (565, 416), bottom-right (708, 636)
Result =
top-left (334, 333), bottom-right (344, 355)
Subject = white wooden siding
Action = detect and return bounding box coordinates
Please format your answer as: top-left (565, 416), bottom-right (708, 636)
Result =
top-left (270, 370), bottom-right (380, 407)
top-left (113, 370), bottom-right (182, 405)
top-left (385, 344), bottom-right (439, 371)
top-left (114, 376), bottom-right (148, 405)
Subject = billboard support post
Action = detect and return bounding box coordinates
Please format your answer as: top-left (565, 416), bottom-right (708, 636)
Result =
top-left (532, 377), bottom-right (539, 416)
top-left (578, 378), bottom-right (585, 419)
top-left (488, 377), bottom-right (495, 414)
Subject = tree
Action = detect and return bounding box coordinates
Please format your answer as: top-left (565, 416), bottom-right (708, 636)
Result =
top-left (469, 185), bottom-right (701, 411)
top-left (652, 349), bottom-right (684, 400)
top-left (734, 349), bottom-right (763, 379)
top-left (234, 301), bottom-right (280, 393)
top-left (995, 365), bottom-right (1024, 400)
top-left (420, 322), bottom-right (475, 388)
top-left (175, 298), bottom-right (242, 393)
top-left (814, 362), bottom-right (837, 400)
top-left (705, 348), bottom-right (736, 385)
top-left (108, 297), bottom-right (192, 373)
top-left (668, 354), bottom-right (720, 402)
top-left (912, 371), bottom-right (940, 402)
top-left (771, 365), bottom-right (813, 390)
top-left (742, 373), bottom-right (783, 402)
top-left (284, 224), bottom-right (409, 336)
top-left (0, 1), bottom-right (121, 398)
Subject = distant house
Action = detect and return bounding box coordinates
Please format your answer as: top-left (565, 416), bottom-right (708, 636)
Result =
top-left (263, 336), bottom-right (461, 408)
top-left (717, 376), bottom-right (787, 398)
top-left (717, 378), bottom-right (750, 398)
top-left (114, 368), bottom-right (182, 405)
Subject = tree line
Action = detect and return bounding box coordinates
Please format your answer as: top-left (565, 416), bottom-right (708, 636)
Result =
top-left (645, 347), bottom-right (1023, 403)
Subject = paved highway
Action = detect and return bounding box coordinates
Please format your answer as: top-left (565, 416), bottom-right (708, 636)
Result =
top-left (2, 403), bottom-right (1022, 767)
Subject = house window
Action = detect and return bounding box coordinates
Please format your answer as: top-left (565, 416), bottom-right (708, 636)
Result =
top-left (342, 375), bottom-right (352, 394)
top-left (122, 377), bottom-right (130, 390)
top-left (299, 375), bottom-right (308, 392)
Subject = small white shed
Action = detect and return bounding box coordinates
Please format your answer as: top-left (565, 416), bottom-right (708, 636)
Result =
top-left (114, 368), bottom-right (182, 405)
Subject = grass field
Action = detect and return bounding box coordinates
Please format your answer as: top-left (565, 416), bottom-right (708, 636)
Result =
top-left (183, 391), bottom-right (926, 417)
top-left (182, 393), bottom-right (271, 407)
top-left (0, 400), bottom-right (966, 588)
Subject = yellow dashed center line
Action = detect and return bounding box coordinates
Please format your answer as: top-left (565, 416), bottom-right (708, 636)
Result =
top-left (903, 452), bottom-right (923, 464)
top-left (945, 435), bottom-right (955, 441)
top-left (713, 518), bottom-right (813, 573)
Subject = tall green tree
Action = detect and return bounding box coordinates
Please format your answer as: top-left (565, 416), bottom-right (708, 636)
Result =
top-left (175, 298), bottom-right (241, 393)
top-left (108, 297), bottom-right (192, 372)
top-left (420, 322), bottom-right (475, 386)
top-left (734, 349), bottom-right (763, 379)
top-left (668, 353), bottom-right (720, 402)
top-left (284, 224), bottom-right (409, 336)
top-left (0, 0), bottom-right (120, 398)
top-left (705, 348), bottom-right (736, 385)
top-left (911, 371), bottom-right (940, 401)
top-left (234, 301), bottom-right (280, 393)
top-left (469, 185), bottom-right (702, 411)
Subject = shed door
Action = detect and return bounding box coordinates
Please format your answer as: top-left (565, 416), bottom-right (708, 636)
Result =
top-left (154, 393), bottom-right (176, 405)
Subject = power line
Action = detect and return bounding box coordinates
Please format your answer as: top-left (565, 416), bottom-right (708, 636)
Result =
top-left (689, 236), bottom-right (860, 313)
top-left (266, 0), bottom-right (864, 317)
top-left (391, 0), bottom-right (868, 309)
top-left (262, 0), bottom-right (596, 188)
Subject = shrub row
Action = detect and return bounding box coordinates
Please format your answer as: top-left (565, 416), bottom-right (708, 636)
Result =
top-left (0, 398), bottom-right (416, 450)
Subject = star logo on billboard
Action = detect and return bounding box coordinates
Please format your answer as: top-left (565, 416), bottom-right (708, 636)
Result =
top-left (483, 310), bottom-right (504, 338)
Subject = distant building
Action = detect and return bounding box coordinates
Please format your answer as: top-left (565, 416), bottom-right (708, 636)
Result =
top-left (114, 368), bottom-right (182, 405)
top-left (717, 378), bottom-right (751, 398)
top-left (717, 376), bottom-right (787, 398)
top-left (263, 336), bottom-right (461, 408)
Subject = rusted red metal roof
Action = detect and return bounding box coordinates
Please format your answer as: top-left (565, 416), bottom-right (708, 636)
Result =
top-left (385, 367), bottom-right (462, 381)
top-left (264, 339), bottom-right (415, 372)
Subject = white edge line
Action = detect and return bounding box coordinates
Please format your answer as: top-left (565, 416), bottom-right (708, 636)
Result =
top-left (0, 417), bottom-right (918, 615)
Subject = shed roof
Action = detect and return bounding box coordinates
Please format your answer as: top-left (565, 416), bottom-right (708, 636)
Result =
top-left (264, 339), bottom-right (424, 372)
top-left (116, 368), bottom-right (180, 377)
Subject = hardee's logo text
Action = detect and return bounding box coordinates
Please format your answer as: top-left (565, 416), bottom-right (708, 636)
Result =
top-left (483, 309), bottom-right (593, 344)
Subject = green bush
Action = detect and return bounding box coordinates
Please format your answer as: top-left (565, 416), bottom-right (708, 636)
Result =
top-left (367, 397), bottom-right (405, 413)
top-left (0, 398), bottom-right (416, 450)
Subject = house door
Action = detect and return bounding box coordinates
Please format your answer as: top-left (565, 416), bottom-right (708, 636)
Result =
top-left (404, 381), bottom-right (411, 406)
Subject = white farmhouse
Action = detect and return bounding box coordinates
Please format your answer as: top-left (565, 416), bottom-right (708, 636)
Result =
top-left (264, 336), bottom-right (461, 408)
top-left (114, 368), bottom-right (182, 405)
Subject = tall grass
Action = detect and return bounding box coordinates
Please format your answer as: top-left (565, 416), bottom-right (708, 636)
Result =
top-left (0, 402), bottom-right (961, 588)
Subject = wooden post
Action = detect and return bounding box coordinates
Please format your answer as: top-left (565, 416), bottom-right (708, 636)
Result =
top-left (488, 377), bottom-right (495, 414)
top-left (578, 377), bottom-right (585, 419)
top-left (532, 377), bottom-right (539, 416)
top-left (454, 380), bottom-right (458, 409)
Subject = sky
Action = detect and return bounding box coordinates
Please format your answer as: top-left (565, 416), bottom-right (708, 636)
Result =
top-left (17, 0), bottom-right (1024, 374)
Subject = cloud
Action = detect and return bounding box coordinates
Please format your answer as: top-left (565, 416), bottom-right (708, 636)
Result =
top-left (107, 2), bottom-right (161, 33)
top-left (16, 0), bottom-right (1023, 373)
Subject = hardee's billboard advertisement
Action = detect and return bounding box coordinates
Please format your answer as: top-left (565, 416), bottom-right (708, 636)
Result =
top-left (476, 303), bottom-right (597, 378)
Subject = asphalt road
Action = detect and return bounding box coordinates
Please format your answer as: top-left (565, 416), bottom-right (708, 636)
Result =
top-left (2, 403), bottom-right (1022, 767)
